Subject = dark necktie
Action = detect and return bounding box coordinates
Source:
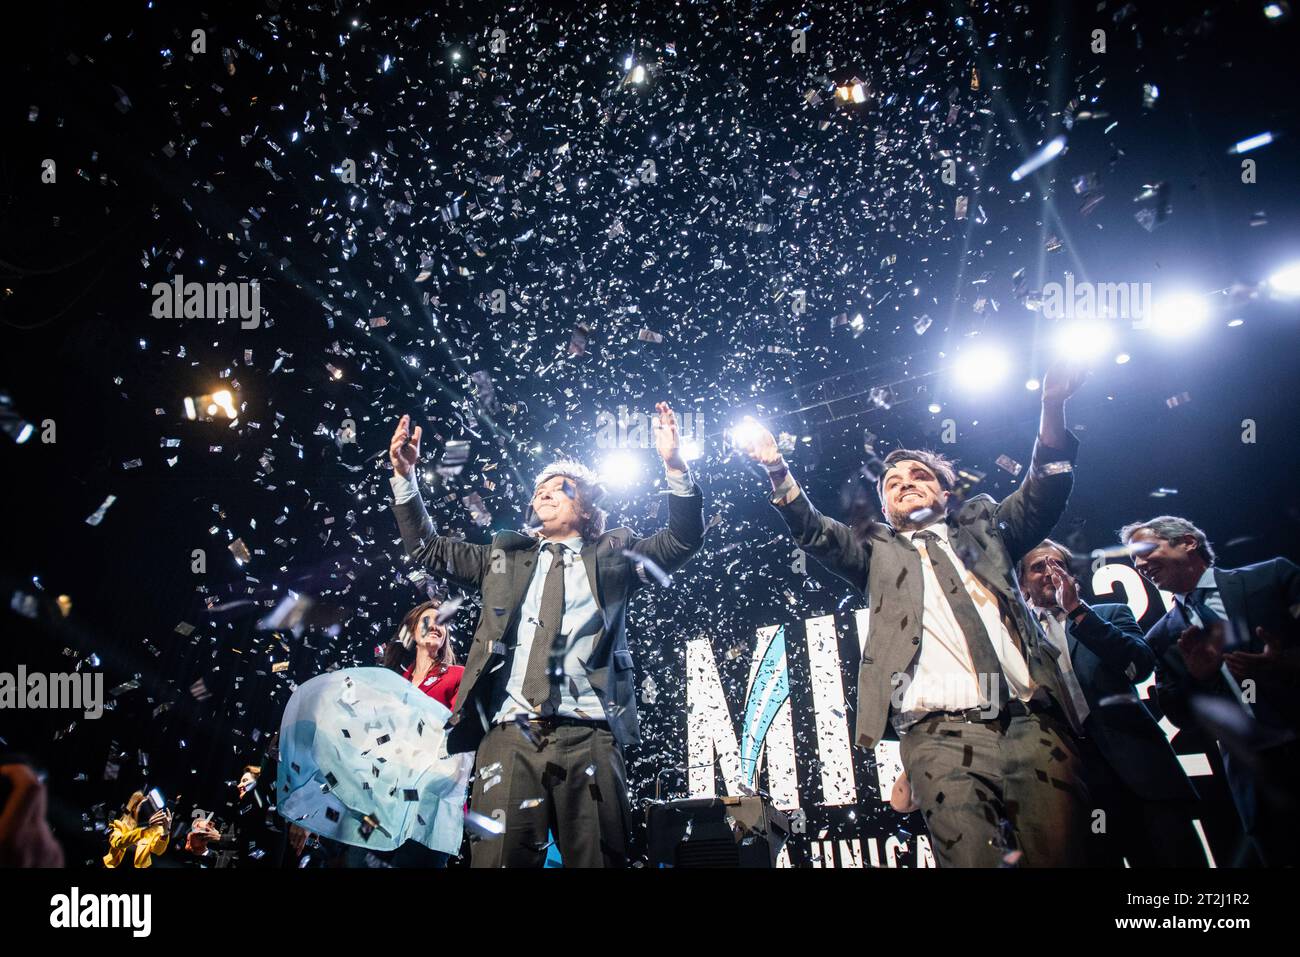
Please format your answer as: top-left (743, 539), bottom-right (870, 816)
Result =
top-left (1186, 587), bottom-right (1221, 630)
top-left (522, 542), bottom-right (567, 713)
top-left (913, 530), bottom-right (1010, 708)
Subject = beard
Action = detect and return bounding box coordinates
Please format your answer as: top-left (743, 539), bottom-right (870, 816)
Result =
top-left (885, 496), bottom-right (943, 531)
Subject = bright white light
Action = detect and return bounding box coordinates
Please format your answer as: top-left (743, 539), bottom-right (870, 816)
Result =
top-left (835, 82), bottom-right (866, 103)
top-left (599, 451), bottom-right (642, 489)
top-left (630, 65), bottom-right (646, 84)
top-left (1265, 3), bottom-right (1286, 19)
top-left (1267, 261), bottom-right (1300, 296)
top-left (729, 416), bottom-right (765, 451)
top-left (927, 402), bottom-right (942, 414)
top-left (1025, 378), bottom-right (1041, 391)
top-left (1011, 135), bottom-right (1067, 182)
top-left (1227, 131), bottom-right (1274, 154)
top-left (953, 345), bottom-right (1010, 391)
top-left (1227, 318), bottom-right (1244, 327)
top-left (1115, 352), bottom-right (1131, 364)
top-left (15, 422), bottom-right (34, 444)
top-left (1055, 319), bottom-right (1114, 358)
top-left (1149, 293), bottom-right (1210, 336)
top-left (212, 390), bottom-right (237, 418)
top-left (624, 55), bottom-right (634, 70)
top-left (680, 436), bottom-right (704, 462)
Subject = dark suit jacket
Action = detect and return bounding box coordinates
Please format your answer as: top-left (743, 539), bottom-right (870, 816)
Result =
top-left (1059, 602), bottom-right (1197, 802)
top-left (392, 483), bottom-right (705, 754)
top-left (773, 432), bottom-right (1079, 749)
top-left (1145, 559), bottom-right (1300, 736)
top-left (1144, 559), bottom-right (1300, 831)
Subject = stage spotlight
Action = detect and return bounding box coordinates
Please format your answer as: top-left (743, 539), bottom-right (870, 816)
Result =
top-left (1267, 261), bottom-right (1300, 296)
top-left (1115, 352), bottom-right (1131, 364)
top-left (1149, 293), bottom-right (1210, 336)
top-left (1025, 378), bottom-right (1041, 391)
top-left (1011, 135), bottom-right (1066, 182)
top-left (927, 402), bottom-right (942, 414)
top-left (953, 345), bottom-right (1009, 391)
top-left (599, 450), bottom-right (642, 489)
top-left (1227, 131), bottom-right (1274, 154)
top-left (1055, 320), bottom-right (1113, 359)
top-left (836, 81), bottom-right (867, 103)
top-left (728, 416), bottom-right (766, 453)
top-left (184, 388), bottom-right (238, 421)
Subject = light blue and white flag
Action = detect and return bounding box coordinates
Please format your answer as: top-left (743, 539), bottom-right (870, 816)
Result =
top-left (739, 626), bottom-right (790, 790)
top-left (277, 667), bottom-right (472, 855)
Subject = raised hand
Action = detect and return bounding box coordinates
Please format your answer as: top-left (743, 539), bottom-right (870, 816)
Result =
top-left (1047, 561), bottom-right (1080, 614)
top-left (1041, 360), bottom-right (1088, 405)
top-left (740, 419), bottom-right (782, 468)
top-left (654, 401), bottom-right (687, 472)
top-left (148, 808), bottom-right (172, 829)
top-left (390, 414), bottom-right (423, 479)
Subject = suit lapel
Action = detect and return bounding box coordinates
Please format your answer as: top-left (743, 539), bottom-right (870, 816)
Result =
top-left (890, 531), bottom-right (926, 640)
top-left (1214, 567), bottom-right (1254, 649)
top-left (503, 540), bottom-right (541, 638)
top-left (581, 539), bottom-right (603, 614)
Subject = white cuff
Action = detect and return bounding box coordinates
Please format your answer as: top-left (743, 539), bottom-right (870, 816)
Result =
top-left (390, 472), bottom-right (420, 505)
top-left (664, 467), bottom-right (695, 496)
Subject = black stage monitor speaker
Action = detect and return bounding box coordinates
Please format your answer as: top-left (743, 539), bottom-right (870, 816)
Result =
top-left (646, 796), bottom-right (790, 868)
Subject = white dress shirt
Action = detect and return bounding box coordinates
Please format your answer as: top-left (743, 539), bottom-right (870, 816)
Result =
top-left (1037, 609), bottom-right (1092, 727)
top-left (1175, 567), bottom-right (1226, 628)
top-left (894, 523), bottom-right (1036, 731)
top-left (1174, 566), bottom-right (1253, 716)
top-left (390, 465), bottom-right (695, 724)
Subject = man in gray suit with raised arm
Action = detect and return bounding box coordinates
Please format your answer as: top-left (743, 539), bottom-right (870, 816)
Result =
top-left (387, 403), bottom-right (704, 867)
top-left (741, 364), bottom-right (1090, 866)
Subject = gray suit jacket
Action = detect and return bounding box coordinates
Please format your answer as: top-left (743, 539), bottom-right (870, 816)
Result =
top-left (773, 432), bottom-right (1080, 749)
top-left (392, 483), bottom-right (705, 754)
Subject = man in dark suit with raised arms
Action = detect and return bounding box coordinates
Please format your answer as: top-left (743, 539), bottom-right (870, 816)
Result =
top-left (387, 402), bottom-right (705, 867)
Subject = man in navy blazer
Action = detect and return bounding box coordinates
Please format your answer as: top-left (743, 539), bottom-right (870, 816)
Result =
top-left (1019, 540), bottom-right (1205, 867)
top-left (1121, 515), bottom-right (1300, 867)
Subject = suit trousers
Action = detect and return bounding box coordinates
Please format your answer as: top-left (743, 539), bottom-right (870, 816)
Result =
top-left (468, 720), bottom-right (632, 868)
top-left (1077, 738), bottom-right (1207, 868)
top-left (900, 708), bottom-right (1089, 867)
